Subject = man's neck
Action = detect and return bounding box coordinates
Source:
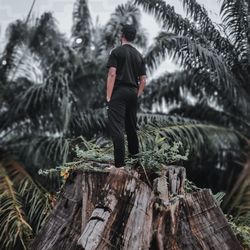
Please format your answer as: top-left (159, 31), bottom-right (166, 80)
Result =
top-left (121, 40), bottom-right (131, 46)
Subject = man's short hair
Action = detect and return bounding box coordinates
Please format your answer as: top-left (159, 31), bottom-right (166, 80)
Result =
top-left (121, 24), bottom-right (136, 42)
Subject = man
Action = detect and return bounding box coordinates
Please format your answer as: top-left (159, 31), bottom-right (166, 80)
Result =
top-left (106, 24), bottom-right (147, 169)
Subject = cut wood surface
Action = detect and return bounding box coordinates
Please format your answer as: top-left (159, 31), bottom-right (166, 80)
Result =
top-left (30, 166), bottom-right (242, 250)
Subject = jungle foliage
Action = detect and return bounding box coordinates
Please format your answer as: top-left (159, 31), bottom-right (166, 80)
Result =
top-left (0, 0), bottom-right (250, 248)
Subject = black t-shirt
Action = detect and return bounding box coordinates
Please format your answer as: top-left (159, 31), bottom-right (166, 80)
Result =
top-left (107, 44), bottom-right (146, 88)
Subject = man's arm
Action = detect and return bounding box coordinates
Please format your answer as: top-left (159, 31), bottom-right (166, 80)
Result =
top-left (106, 67), bottom-right (117, 102)
top-left (137, 75), bottom-right (146, 97)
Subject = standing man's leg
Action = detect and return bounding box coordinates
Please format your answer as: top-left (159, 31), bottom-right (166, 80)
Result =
top-left (125, 88), bottom-right (139, 157)
top-left (108, 89), bottom-right (126, 167)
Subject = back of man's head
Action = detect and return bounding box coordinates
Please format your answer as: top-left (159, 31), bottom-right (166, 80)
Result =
top-left (121, 24), bottom-right (136, 42)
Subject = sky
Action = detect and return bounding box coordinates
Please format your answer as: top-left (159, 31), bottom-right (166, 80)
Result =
top-left (0, 0), bottom-right (221, 73)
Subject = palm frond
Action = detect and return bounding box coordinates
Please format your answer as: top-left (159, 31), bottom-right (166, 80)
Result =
top-left (146, 32), bottom-right (229, 80)
top-left (29, 12), bottom-right (68, 68)
top-left (103, 2), bottom-right (147, 49)
top-left (133, 27), bottom-right (148, 49)
top-left (5, 161), bottom-right (52, 233)
top-left (144, 32), bottom-right (250, 117)
top-left (138, 118), bottom-right (247, 198)
top-left (2, 44), bottom-right (73, 135)
top-left (70, 108), bottom-right (108, 138)
top-left (5, 136), bottom-right (70, 170)
top-left (138, 118), bottom-right (246, 164)
top-left (0, 20), bottom-right (28, 82)
top-left (180, 0), bottom-right (237, 66)
top-left (143, 70), bottom-right (218, 110)
top-left (223, 157), bottom-right (250, 217)
top-left (134, 0), bottom-right (207, 41)
top-left (134, 0), bottom-right (239, 68)
top-left (6, 43), bottom-right (44, 83)
top-left (143, 69), bottom-right (250, 122)
top-left (0, 164), bottom-right (32, 250)
top-left (1, 73), bottom-right (73, 138)
top-left (71, 59), bottom-right (106, 110)
top-left (137, 112), bottom-right (200, 127)
top-left (181, 0), bottom-right (212, 23)
top-left (71, 0), bottom-right (92, 54)
top-left (220, 0), bottom-right (248, 61)
top-left (141, 71), bottom-right (192, 110)
top-left (169, 104), bottom-right (250, 137)
top-left (1, 43), bottom-right (46, 120)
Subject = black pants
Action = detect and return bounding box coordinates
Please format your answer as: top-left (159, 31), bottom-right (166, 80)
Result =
top-left (107, 85), bottom-right (139, 167)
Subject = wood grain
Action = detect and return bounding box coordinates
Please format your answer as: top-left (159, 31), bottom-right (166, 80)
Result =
top-left (30, 166), bottom-right (242, 250)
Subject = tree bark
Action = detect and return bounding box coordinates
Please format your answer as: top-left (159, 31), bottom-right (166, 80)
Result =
top-left (30, 166), bottom-right (242, 250)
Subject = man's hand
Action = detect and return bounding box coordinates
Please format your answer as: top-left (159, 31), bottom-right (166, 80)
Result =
top-left (106, 96), bottom-right (111, 102)
top-left (137, 90), bottom-right (143, 97)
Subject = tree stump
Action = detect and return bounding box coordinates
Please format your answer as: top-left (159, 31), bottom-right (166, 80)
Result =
top-left (30, 166), bottom-right (242, 250)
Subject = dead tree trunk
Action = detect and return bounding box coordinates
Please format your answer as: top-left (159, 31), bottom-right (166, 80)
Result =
top-left (30, 166), bottom-right (242, 250)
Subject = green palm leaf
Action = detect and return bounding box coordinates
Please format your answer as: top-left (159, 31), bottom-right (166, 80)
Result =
top-left (181, 0), bottom-right (212, 23)
top-left (0, 164), bottom-right (32, 250)
top-left (223, 158), bottom-right (250, 217)
top-left (134, 0), bottom-right (207, 42)
top-left (29, 12), bottom-right (68, 66)
top-left (169, 104), bottom-right (250, 137)
top-left (145, 33), bottom-right (250, 117)
top-left (220, 0), bottom-right (248, 60)
top-left (138, 118), bottom-right (246, 164)
top-left (138, 118), bottom-right (247, 204)
top-left (141, 70), bottom-right (195, 110)
top-left (6, 44), bottom-right (44, 84)
top-left (70, 108), bottom-right (108, 138)
top-left (103, 2), bottom-right (148, 49)
top-left (142, 70), bottom-right (250, 123)
top-left (146, 32), bottom-right (229, 81)
top-left (5, 161), bottom-right (51, 233)
top-left (180, 0), bottom-right (238, 64)
top-left (137, 112), bottom-right (200, 127)
top-left (71, 0), bottom-right (92, 54)
top-left (0, 20), bottom-right (28, 82)
top-left (5, 136), bottom-right (70, 170)
top-left (134, 0), bottom-right (243, 72)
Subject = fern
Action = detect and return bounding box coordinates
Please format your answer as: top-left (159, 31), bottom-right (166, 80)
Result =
top-left (213, 191), bottom-right (226, 206)
top-left (228, 216), bottom-right (250, 248)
